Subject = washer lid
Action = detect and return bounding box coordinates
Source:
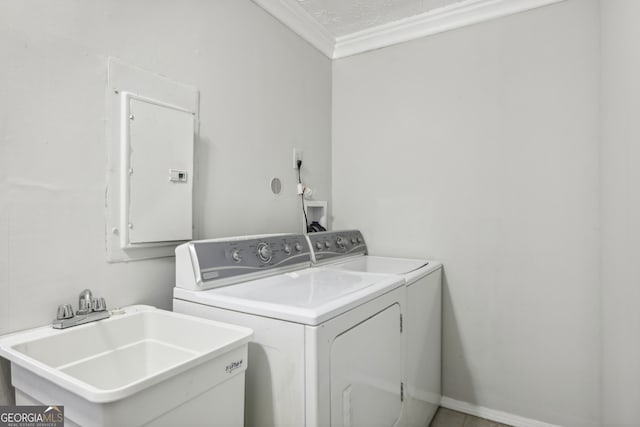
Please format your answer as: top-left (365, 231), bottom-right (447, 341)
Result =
top-left (330, 255), bottom-right (430, 275)
top-left (173, 268), bottom-right (403, 326)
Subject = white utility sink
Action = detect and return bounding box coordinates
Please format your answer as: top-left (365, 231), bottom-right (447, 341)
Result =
top-left (0, 305), bottom-right (253, 427)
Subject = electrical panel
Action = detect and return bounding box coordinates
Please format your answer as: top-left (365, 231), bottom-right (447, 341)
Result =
top-left (121, 93), bottom-right (195, 247)
top-left (106, 58), bottom-right (199, 262)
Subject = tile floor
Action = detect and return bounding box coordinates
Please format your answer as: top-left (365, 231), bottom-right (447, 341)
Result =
top-left (430, 407), bottom-right (512, 427)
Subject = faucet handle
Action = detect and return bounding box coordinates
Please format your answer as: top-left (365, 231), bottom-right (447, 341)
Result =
top-left (56, 304), bottom-right (74, 320)
top-left (92, 297), bottom-right (107, 312)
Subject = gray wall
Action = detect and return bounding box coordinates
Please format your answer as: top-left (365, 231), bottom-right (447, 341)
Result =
top-left (0, 0), bottom-right (331, 404)
top-left (5, 1), bottom-right (637, 425)
top-left (601, 0), bottom-right (640, 426)
top-left (332, 1), bottom-right (600, 426)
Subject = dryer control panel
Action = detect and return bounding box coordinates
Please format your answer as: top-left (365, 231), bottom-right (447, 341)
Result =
top-left (175, 234), bottom-right (311, 290)
top-left (306, 230), bottom-right (367, 264)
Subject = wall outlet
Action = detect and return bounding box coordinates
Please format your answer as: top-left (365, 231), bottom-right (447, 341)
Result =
top-left (293, 148), bottom-right (303, 169)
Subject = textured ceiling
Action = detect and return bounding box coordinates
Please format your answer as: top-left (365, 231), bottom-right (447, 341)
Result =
top-left (296, 0), bottom-right (465, 37)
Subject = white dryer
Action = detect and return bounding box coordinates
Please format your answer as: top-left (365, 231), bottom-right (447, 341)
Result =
top-left (306, 231), bottom-right (442, 427)
top-left (173, 234), bottom-right (408, 427)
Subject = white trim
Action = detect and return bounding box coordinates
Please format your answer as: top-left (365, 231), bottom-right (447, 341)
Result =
top-left (252, 0), bottom-right (567, 59)
top-left (440, 396), bottom-right (563, 427)
top-left (333, 0), bottom-right (567, 58)
top-left (251, 0), bottom-right (335, 57)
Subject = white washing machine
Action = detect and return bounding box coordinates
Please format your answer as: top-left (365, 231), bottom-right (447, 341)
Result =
top-left (173, 234), bottom-right (408, 427)
top-left (306, 230), bottom-right (442, 427)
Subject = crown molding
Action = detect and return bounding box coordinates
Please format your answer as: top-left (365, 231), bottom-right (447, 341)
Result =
top-left (253, 0), bottom-right (567, 60)
top-left (251, 0), bottom-right (335, 57)
top-left (333, 0), bottom-right (567, 58)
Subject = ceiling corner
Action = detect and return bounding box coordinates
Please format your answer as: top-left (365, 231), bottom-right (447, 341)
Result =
top-left (252, 0), bottom-right (337, 58)
top-left (253, 0), bottom-right (569, 60)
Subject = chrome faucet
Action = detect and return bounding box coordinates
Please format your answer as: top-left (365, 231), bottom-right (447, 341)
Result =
top-left (52, 289), bottom-right (110, 329)
top-left (77, 289), bottom-right (93, 315)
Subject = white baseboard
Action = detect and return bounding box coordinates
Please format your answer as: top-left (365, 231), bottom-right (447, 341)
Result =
top-left (440, 396), bottom-right (562, 427)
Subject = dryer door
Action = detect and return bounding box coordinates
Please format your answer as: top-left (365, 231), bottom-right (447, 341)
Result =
top-left (331, 303), bottom-right (403, 427)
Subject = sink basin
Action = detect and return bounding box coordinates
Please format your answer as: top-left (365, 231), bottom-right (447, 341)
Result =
top-left (0, 305), bottom-right (253, 426)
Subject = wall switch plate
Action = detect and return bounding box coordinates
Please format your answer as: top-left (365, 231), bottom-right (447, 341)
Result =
top-left (293, 148), bottom-right (303, 169)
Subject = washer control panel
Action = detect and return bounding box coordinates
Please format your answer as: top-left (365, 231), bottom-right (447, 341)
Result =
top-left (305, 230), bottom-right (367, 264)
top-left (182, 234), bottom-right (311, 289)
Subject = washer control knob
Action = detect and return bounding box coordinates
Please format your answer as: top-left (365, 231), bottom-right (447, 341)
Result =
top-left (357, 237), bottom-right (362, 243)
top-left (295, 242), bottom-right (302, 252)
top-left (351, 238), bottom-right (357, 244)
top-left (315, 241), bottom-right (323, 250)
top-left (324, 241), bottom-right (331, 249)
top-left (231, 249), bottom-right (242, 262)
top-left (336, 237), bottom-right (346, 248)
top-left (283, 243), bottom-right (292, 254)
top-left (257, 243), bottom-right (272, 263)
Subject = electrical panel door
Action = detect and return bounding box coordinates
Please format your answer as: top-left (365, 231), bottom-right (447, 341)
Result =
top-left (124, 95), bottom-right (194, 246)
